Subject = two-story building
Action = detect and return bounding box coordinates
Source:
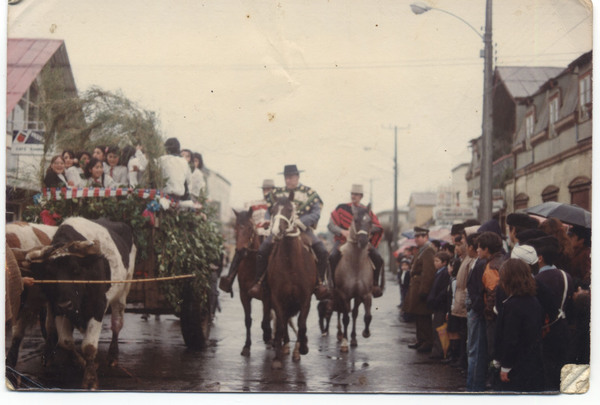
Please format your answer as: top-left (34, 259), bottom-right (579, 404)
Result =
top-left (506, 51), bottom-right (592, 212)
top-left (466, 65), bottom-right (564, 222)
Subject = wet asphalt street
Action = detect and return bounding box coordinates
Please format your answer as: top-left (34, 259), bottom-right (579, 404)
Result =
top-left (6, 271), bottom-right (465, 393)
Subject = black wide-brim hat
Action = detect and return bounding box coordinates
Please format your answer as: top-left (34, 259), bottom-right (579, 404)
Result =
top-left (279, 164), bottom-right (304, 176)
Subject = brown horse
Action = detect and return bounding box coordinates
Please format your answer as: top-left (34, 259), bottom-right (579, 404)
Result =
top-left (267, 191), bottom-right (316, 369)
top-left (232, 208), bottom-right (273, 356)
top-left (333, 204), bottom-right (374, 352)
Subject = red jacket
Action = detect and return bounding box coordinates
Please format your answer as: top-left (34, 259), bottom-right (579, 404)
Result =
top-left (329, 203), bottom-right (383, 247)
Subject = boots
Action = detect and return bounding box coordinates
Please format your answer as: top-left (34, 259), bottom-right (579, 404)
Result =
top-left (219, 249), bottom-right (244, 294)
top-left (248, 246), bottom-right (270, 300)
top-left (314, 256), bottom-right (331, 301)
top-left (371, 267), bottom-right (383, 298)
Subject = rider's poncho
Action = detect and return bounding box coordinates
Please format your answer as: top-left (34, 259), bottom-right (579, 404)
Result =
top-left (265, 184), bottom-right (323, 229)
top-left (329, 203), bottom-right (383, 247)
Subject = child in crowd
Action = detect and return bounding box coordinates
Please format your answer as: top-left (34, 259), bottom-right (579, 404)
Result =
top-left (62, 150), bottom-right (78, 187)
top-left (104, 146), bottom-right (128, 186)
top-left (428, 251), bottom-right (451, 359)
top-left (85, 157), bottom-right (116, 188)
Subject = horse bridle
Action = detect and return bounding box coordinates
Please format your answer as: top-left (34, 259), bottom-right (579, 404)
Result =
top-left (347, 218), bottom-right (369, 244)
top-left (272, 212), bottom-right (301, 238)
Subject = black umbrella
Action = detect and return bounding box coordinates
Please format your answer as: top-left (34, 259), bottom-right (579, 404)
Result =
top-left (525, 201), bottom-right (591, 228)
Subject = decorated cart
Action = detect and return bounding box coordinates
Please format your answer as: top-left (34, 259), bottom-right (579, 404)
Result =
top-left (23, 186), bottom-right (224, 349)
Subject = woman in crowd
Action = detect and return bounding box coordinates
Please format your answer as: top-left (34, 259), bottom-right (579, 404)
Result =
top-left (104, 145), bottom-right (128, 186)
top-left (92, 145), bottom-right (107, 162)
top-left (84, 157), bottom-right (116, 188)
top-left (495, 259), bottom-right (544, 392)
top-left (62, 150), bottom-right (81, 187)
top-left (538, 218), bottom-right (574, 275)
top-left (190, 152), bottom-right (206, 201)
top-left (43, 155), bottom-right (70, 188)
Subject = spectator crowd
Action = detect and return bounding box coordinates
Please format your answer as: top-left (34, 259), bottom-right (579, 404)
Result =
top-left (396, 213), bottom-right (591, 392)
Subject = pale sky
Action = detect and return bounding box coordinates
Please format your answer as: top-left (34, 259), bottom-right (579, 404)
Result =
top-left (3, 0), bottom-right (593, 231)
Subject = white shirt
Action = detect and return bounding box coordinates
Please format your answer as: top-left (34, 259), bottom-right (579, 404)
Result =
top-left (158, 154), bottom-right (192, 197)
top-left (127, 149), bottom-right (148, 187)
top-left (65, 166), bottom-right (85, 187)
top-left (105, 165), bottom-right (128, 186)
top-left (190, 168), bottom-right (206, 199)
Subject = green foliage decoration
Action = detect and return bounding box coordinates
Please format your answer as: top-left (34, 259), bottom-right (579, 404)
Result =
top-left (23, 193), bottom-right (223, 314)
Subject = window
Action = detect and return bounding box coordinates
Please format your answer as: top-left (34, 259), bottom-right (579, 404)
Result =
top-left (579, 74), bottom-right (592, 107)
top-left (569, 177), bottom-right (591, 211)
top-left (579, 73), bottom-right (592, 121)
top-left (541, 185), bottom-right (559, 202)
top-left (514, 193), bottom-right (529, 210)
top-left (549, 95), bottom-right (559, 126)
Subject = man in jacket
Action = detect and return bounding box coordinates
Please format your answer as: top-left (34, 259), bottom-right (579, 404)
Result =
top-left (248, 165), bottom-right (330, 300)
top-left (404, 226), bottom-right (437, 353)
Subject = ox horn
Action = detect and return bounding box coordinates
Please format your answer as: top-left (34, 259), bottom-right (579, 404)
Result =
top-left (25, 245), bottom-right (55, 263)
top-left (47, 240), bottom-right (101, 261)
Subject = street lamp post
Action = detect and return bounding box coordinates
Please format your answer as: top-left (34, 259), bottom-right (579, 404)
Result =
top-left (411, 0), bottom-right (494, 222)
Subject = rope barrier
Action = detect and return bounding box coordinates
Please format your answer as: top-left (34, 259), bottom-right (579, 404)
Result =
top-left (31, 274), bottom-right (196, 285)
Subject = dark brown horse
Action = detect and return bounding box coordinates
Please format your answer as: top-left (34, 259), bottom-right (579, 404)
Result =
top-left (267, 191), bottom-right (316, 369)
top-left (333, 204), bottom-right (374, 352)
top-left (232, 208), bottom-right (273, 356)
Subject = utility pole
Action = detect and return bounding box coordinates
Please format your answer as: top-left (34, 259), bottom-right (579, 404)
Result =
top-left (479, 0), bottom-right (494, 222)
top-left (382, 124), bottom-right (410, 271)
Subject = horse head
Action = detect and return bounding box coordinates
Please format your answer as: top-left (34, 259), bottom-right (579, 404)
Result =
top-left (270, 191), bottom-right (300, 240)
top-left (351, 204), bottom-right (372, 250)
top-left (233, 207), bottom-right (257, 250)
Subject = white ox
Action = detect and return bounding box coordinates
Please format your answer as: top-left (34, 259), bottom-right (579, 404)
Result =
top-left (26, 217), bottom-right (136, 390)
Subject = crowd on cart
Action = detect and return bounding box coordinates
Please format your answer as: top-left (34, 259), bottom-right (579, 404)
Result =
top-left (42, 138), bottom-right (205, 202)
top-left (395, 214), bottom-right (591, 392)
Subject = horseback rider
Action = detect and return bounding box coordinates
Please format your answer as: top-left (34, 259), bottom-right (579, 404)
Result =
top-left (219, 179), bottom-right (275, 294)
top-left (248, 164), bottom-right (331, 300)
top-left (328, 184), bottom-right (385, 297)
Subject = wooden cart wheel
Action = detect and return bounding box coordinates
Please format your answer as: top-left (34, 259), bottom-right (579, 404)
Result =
top-left (180, 283), bottom-right (211, 349)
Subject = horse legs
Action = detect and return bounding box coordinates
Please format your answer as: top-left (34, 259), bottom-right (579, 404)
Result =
top-left (341, 303), bottom-right (351, 352)
top-left (297, 300), bottom-right (310, 356)
top-left (261, 298), bottom-right (272, 345)
top-left (336, 312), bottom-right (343, 342)
top-left (271, 305), bottom-right (286, 369)
top-left (350, 299), bottom-right (360, 347)
top-left (362, 295), bottom-right (373, 339)
top-left (240, 293), bottom-right (252, 356)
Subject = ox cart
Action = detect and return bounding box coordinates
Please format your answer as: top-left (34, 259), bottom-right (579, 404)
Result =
top-left (23, 187), bottom-right (224, 349)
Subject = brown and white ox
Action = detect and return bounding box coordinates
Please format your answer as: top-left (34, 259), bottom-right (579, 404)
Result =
top-left (26, 217), bottom-right (136, 390)
top-left (5, 222), bottom-right (57, 368)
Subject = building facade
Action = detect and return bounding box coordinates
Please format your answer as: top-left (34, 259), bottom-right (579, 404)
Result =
top-left (506, 51), bottom-right (592, 212)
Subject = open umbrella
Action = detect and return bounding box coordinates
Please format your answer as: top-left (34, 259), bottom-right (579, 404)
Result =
top-left (525, 201), bottom-right (591, 228)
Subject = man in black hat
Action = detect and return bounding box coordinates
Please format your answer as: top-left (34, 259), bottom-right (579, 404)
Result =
top-left (404, 226), bottom-right (437, 353)
top-left (506, 213), bottom-right (539, 248)
top-left (248, 164), bottom-right (330, 300)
